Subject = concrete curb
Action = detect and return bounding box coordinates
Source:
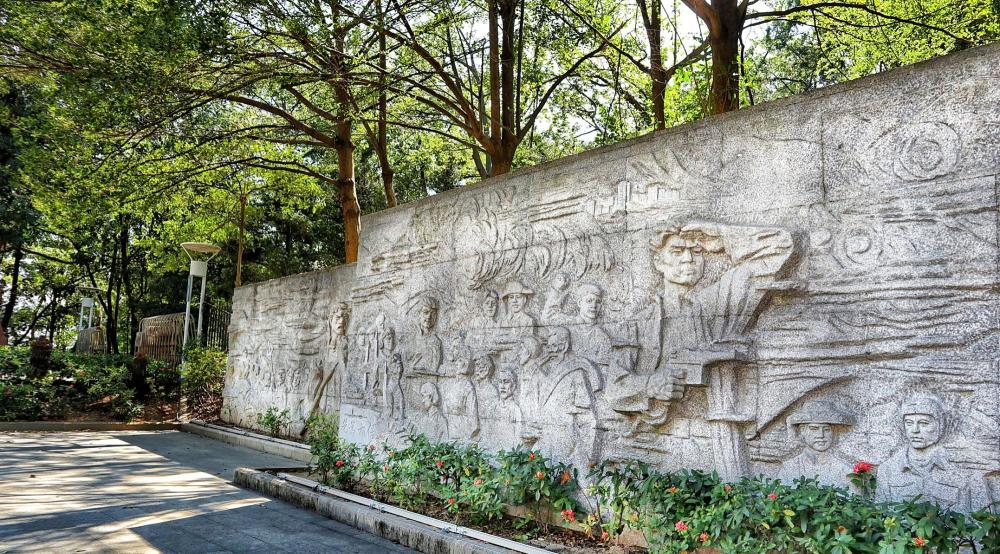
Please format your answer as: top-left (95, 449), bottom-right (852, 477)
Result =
top-left (234, 468), bottom-right (521, 554)
top-left (0, 421), bottom-right (181, 431)
top-left (180, 420), bottom-right (313, 463)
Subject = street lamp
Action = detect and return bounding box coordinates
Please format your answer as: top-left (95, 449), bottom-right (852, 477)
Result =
top-left (77, 286), bottom-right (102, 329)
top-left (180, 242), bottom-right (221, 350)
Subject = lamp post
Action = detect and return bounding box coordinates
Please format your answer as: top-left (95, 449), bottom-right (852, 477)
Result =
top-left (178, 242), bottom-right (220, 422)
top-left (77, 286), bottom-right (101, 330)
top-left (180, 242), bottom-right (221, 350)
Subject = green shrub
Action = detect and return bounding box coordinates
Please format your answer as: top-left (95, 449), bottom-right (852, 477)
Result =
top-left (301, 431), bottom-right (999, 552)
top-left (256, 406), bottom-right (291, 437)
top-left (584, 461), bottom-right (999, 554)
top-left (180, 346), bottom-right (226, 400)
top-left (0, 345), bottom-right (156, 422)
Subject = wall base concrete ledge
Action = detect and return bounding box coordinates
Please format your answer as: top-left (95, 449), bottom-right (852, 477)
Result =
top-left (234, 467), bottom-right (551, 554)
top-left (180, 420), bottom-right (313, 463)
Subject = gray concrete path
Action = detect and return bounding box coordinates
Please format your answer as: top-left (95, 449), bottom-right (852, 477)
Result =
top-left (0, 431), bottom-right (417, 554)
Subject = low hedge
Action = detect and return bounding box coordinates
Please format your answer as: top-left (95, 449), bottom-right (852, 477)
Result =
top-left (302, 428), bottom-right (999, 554)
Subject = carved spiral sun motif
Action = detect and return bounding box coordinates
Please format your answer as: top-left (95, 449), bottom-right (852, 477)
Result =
top-left (837, 225), bottom-right (883, 268)
top-left (891, 122), bottom-right (961, 181)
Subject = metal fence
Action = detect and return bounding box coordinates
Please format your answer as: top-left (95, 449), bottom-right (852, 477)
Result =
top-left (72, 327), bottom-right (107, 354)
top-left (200, 303), bottom-right (231, 351)
top-left (135, 313), bottom-right (186, 366)
top-left (134, 303), bottom-right (232, 366)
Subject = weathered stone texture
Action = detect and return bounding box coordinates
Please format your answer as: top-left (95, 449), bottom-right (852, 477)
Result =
top-left (223, 266), bottom-right (356, 436)
top-left (223, 45), bottom-right (1000, 512)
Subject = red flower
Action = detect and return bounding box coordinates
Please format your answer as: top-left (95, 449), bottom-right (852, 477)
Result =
top-left (724, 484), bottom-right (733, 493)
top-left (560, 471), bottom-right (572, 485)
top-left (667, 486), bottom-right (678, 494)
top-left (447, 497), bottom-right (456, 505)
top-left (474, 478), bottom-right (483, 486)
top-left (600, 531), bottom-right (610, 542)
top-left (699, 532), bottom-right (709, 543)
top-left (561, 509), bottom-right (576, 523)
top-left (382, 464), bottom-right (390, 472)
top-left (528, 452), bottom-right (536, 461)
top-left (837, 526), bottom-right (847, 533)
top-left (535, 470), bottom-right (545, 480)
top-left (435, 460), bottom-right (445, 468)
top-left (674, 521), bottom-right (688, 532)
top-left (853, 461), bottom-right (874, 474)
top-left (913, 536), bottom-right (926, 547)
top-left (335, 460), bottom-right (345, 467)
top-left (767, 492), bottom-right (778, 501)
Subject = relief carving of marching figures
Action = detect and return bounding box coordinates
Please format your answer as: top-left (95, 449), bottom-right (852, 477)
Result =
top-left (224, 148), bottom-right (999, 512)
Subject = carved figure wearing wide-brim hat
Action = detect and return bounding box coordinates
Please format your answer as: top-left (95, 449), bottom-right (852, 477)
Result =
top-left (778, 399), bottom-right (856, 488)
top-left (787, 400), bottom-right (855, 428)
top-left (501, 280), bottom-right (535, 299)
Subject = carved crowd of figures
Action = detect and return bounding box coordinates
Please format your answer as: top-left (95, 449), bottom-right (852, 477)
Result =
top-left (321, 220), bottom-right (994, 511)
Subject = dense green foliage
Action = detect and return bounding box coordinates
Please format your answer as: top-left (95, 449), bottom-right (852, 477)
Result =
top-left (179, 345), bottom-right (227, 407)
top-left (306, 432), bottom-right (581, 531)
top-left (305, 434), bottom-right (1000, 552)
top-left (0, 345), bottom-right (227, 422)
top-left (0, 0), bottom-right (996, 351)
top-left (0, 346), bottom-right (167, 421)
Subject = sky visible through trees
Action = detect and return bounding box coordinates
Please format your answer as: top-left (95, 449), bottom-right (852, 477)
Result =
top-left (0, 0), bottom-right (996, 351)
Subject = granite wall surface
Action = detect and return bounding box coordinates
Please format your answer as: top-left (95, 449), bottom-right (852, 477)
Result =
top-left (222, 44), bottom-right (1000, 511)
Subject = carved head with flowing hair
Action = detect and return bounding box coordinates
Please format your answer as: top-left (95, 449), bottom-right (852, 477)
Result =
top-left (652, 224), bottom-right (723, 287)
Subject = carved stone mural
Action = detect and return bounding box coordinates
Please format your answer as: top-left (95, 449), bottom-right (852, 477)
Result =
top-left (222, 46), bottom-right (1000, 512)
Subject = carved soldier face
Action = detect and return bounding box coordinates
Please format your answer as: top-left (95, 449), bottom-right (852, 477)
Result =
top-left (579, 292), bottom-right (603, 323)
top-left (483, 292), bottom-right (499, 318)
top-left (419, 304), bottom-right (437, 332)
top-left (507, 293), bottom-right (527, 313)
top-left (655, 235), bottom-right (705, 286)
top-left (543, 328), bottom-right (570, 356)
top-left (903, 413), bottom-right (942, 450)
top-left (420, 384), bottom-right (440, 410)
top-left (498, 371), bottom-right (517, 400)
top-left (800, 423), bottom-right (835, 452)
top-left (474, 355), bottom-right (494, 380)
top-left (331, 308), bottom-right (349, 336)
top-left (382, 328), bottom-right (396, 352)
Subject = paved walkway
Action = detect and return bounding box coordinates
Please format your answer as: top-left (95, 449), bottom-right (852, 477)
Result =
top-left (0, 430), bottom-right (417, 553)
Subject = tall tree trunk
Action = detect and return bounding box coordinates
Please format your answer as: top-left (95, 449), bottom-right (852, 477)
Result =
top-left (376, 0), bottom-right (397, 208)
top-left (639, 0), bottom-right (666, 129)
top-left (708, 0), bottom-right (742, 114)
top-left (492, 0), bottom-right (517, 176)
top-left (487, 0), bottom-right (502, 171)
top-left (236, 192), bottom-right (247, 287)
top-left (104, 237), bottom-right (120, 354)
top-left (334, 118), bottom-right (360, 263)
top-left (1, 245), bottom-right (23, 333)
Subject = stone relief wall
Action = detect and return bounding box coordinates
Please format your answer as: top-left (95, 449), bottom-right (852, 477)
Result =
top-left (222, 266), bottom-right (355, 436)
top-left (222, 45), bottom-right (1000, 512)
